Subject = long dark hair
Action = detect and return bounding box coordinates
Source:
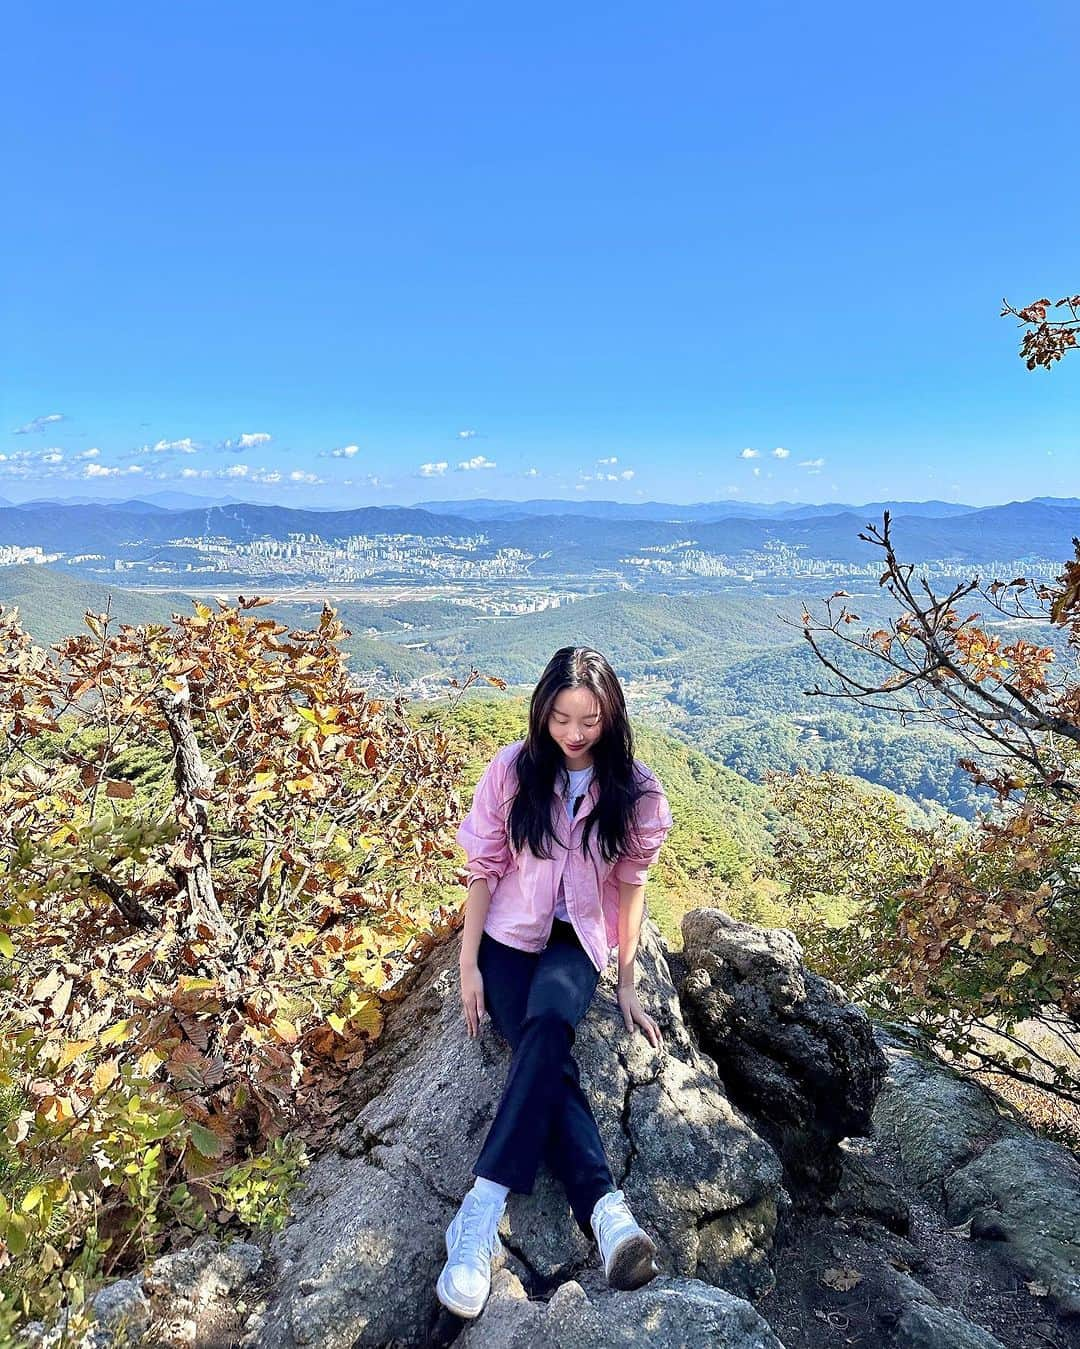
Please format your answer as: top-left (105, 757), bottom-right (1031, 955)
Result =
top-left (508, 646), bottom-right (648, 864)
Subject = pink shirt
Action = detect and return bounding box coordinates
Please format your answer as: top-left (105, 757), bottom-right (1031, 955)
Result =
top-left (455, 739), bottom-right (674, 973)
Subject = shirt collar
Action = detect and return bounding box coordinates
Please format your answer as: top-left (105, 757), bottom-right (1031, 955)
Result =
top-left (554, 764), bottom-right (596, 799)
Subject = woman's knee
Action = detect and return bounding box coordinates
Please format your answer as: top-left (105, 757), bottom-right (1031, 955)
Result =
top-left (520, 1006), bottom-right (574, 1046)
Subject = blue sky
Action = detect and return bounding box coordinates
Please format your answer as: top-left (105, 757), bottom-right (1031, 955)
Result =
top-left (4, 1), bottom-right (1078, 507)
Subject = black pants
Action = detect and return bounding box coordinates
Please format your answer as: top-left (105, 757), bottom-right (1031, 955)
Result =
top-left (473, 918), bottom-right (616, 1238)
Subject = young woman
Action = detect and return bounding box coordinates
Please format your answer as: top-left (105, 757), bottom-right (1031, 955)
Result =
top-left (436, 645), bottom-right (674, 1320)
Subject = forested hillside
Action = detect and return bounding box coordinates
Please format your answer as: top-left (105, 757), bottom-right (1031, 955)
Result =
top-left (0, 565), bottom-right (442, 681)
top-left (2, 565), bottom-right (1021, 817)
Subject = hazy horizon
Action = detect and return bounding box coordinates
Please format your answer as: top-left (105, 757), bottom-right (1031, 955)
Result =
top-left (4, 486), bottom-right (1080, 515)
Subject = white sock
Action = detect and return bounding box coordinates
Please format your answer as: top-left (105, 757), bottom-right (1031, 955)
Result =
top-left (471, 1176), bottom-right (510, 1208)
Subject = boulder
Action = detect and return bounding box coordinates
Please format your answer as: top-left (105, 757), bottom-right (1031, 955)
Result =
top-left (246, 920), bottom-right (784, 1348)
top-left (677, 909), bottom-right (888, 1193)
top-left (825, 1144), bottom-right (910, 1234)
top-left (872, 1027), bottom-right (1080, 1319)
top-left (881, 1270), bottom-right (1007, 1349)
top-left (455, 1268), bottom-right (785, 1348)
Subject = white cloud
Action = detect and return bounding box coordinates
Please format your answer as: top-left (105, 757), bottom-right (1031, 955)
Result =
top-left (41, 450), bottom-right (64, 464)
top-left (524, 467), bottom-right (539, 477)
top-left (220, 431), bottom-right (272, 452)
top-left (134, 437), bottom-right (200, 456)
top-left (178, 464), bottom-right (286, 485)
top-left (740, 447), bottom-right (759, 459)
top-left (799, 457), bottom-right (825, 469)
top-left (457, 429), bottom-right (478, 439)
top-left (14, 413), bottom-right (65, 435)
top-left (457, 455), bottom-right (496, 471)
top-left (752, 466), bottom-right (761, 477)
top-left (597, 456), bottom-right (618, 465)
top-left (579, 466), bottom-right (635, 483)
top-left (85, 462), bottom-right (141, 478)
top-left (289, 470), bottom-right (323, 484)
top-left (419, 461), bottom-right (449, 477)
top-left (772, 447), bottom-right (790, 459)
top-left (326, 444), bottom-right (360, 459)
top-left (77, 447), bottom-right (100, 459)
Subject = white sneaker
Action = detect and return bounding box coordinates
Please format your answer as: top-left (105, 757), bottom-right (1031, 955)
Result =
top-left (435, 1190), bottom-right (505, 1319)
top-left (590, 1188), bottom-right (659, 1290)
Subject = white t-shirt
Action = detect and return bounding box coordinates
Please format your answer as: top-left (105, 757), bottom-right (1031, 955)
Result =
top-left (554, 765), bottom-right (594, 922)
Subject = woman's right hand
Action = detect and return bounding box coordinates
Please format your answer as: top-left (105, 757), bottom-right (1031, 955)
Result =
top-left (460, 960), bottom-right (486, 1038)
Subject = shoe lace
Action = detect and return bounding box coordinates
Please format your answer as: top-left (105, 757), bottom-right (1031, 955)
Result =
top-left (455, 1196), bottom-right (500, 1268)
top-left (594, 1188), bottom-right (630, 1249)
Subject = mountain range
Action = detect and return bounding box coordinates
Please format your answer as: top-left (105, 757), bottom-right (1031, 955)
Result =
top-left (1, 497), bottom-right (1078, 567)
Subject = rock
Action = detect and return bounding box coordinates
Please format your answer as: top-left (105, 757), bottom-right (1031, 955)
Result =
top-left (678, 908), bottom-right (888, 1192)
top-left (872, 1027), bottom-right (1080, 1319)
top-left (247, 920), bottom-right (783, 1348)
top-left (144, 1236), bottom-right (264, 1311)
top-left (881, 1270), bottom-right (1007, 1349)
top-left (871, 1030), bottom-right (1010, 1197)
top-left (825, 1146), bottom-right (910, 1234)
top-left (944, 1134), bottom-right (1080, 1317)
top-left (20, 1278), bottom-right (151, 1348)
top-left (891, 1302), bottom-right (1006, 1349)
top-left (455, 1268), bottom-right (786, 1348)
top-left (91, 1278), bottom-right (153, 1344)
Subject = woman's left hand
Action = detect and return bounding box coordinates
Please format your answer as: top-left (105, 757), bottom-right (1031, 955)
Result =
top-left (617, 984), bottom-right (663, 1049)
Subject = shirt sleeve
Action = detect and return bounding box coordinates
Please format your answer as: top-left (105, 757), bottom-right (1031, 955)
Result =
top-left (455, 751), bottom-right (514, 885)
top-left (613, 772), bottom-right (674, 886)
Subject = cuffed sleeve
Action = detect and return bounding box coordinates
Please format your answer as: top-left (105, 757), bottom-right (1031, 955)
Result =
top-left (613, 773), bottom-right (673, 887)
top-left (455, 751), bottom-right (514, 886)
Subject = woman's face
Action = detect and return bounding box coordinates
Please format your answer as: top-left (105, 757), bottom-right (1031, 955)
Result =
top-left (547, 686), bottom-right (603, 768)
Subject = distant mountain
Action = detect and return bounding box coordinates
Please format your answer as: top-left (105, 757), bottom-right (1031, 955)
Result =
top-left (120, 490), bottom-right (250, 511)
top-left (0, 498), bottom-right (1076, 571)
top-left (11, 491), bottom-right (249, 512)
top-left (414, 496), bottom-right (978, 523)
top-left (777, 499), bottom-right (976, 521)
top-left (0, 502), bottom-right (474, 553)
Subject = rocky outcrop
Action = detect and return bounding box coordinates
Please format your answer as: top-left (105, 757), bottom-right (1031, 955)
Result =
top-left (246, 921), bottom-right (784, 1348)
top-left (677, 908), bottom-right (888, 1193)
top-left (872, 1025), bottom-right (1080, 1320)
top-left (23, 910), bottom-right (1080, 1349)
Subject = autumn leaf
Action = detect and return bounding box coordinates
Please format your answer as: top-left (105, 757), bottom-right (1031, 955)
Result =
top-left (821, 1267), bottom-right (863, 1291)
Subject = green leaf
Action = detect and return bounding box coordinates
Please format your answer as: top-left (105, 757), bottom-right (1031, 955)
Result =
top-left (189, 1121), bottom-right (224, 1159)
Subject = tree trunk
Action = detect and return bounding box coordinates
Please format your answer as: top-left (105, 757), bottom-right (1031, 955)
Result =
top-left (156, 678), bottom-right (237, 946)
